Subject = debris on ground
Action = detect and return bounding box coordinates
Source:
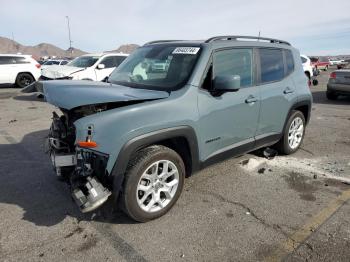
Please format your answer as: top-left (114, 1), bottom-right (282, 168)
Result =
top-left (258, 168), bottom-right (266, 174)
top-left (8, 119), bottom-right (17, 123)
top-left (263, 147), bottom-right (278, 160)
top-left (240, 158), bottom-right (265, 171)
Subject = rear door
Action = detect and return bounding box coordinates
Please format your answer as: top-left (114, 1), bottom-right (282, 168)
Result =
top-left (197, 47), bottom-right (261, 161)
top-left (255, 48), bottom-right (296, 142)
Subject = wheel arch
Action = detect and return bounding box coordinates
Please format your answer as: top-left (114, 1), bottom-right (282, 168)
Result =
top-left (284, 100), bottom-right (311, 131)
top-left (110, 126), bottom-right (200, 194)
top-left (16, 71), bottom-right (35, 80)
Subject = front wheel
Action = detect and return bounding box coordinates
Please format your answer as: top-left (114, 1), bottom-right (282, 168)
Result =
top-left (275, 111), bottom-right (306, 155)
top-left (120, 145), bottom-right (185, 222)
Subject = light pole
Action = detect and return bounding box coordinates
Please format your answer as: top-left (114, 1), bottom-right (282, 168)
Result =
top-left (65, 16), bottom-right (73, 56)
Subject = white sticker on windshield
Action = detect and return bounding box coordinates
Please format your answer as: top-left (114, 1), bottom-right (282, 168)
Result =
top-left (172, 47), bottom-right (200, 55)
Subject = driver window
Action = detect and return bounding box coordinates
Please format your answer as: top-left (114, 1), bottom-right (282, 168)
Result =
top-left (213, 48), bottom-right (253, 88)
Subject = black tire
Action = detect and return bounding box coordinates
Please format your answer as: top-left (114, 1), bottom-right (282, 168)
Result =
top-left (324, 66), bottom-right (328, 71)
top-left (326, 90), bottom-right (338, 100)
top-left (275, 110), bottom-right (306, 155)
top-left (305, 71), bottom-right (311, 80)
top-left (120, 145), bottom-right (185, 222)
top-left (15, 73), bottom-right (35, 88)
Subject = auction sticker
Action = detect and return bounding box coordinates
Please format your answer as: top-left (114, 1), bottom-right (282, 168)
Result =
top-left (172, 47), bottom-right (200, 55)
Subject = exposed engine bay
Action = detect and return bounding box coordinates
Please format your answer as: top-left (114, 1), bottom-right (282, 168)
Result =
top-left (48, 109), bottom-right (112, 213)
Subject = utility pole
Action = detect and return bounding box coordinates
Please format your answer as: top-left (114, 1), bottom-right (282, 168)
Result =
top-left (65, 16), bottom-right (73, 56)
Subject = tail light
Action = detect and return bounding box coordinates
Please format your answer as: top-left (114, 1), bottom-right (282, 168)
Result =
top-left (35, 63), bottom-right (41, 69)
top-left (330, 72), bottom-right (336, 79)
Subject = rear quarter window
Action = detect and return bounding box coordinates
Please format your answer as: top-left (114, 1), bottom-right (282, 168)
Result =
top-left (259, 49), bottom-right (284, 83)
top-left (285, 50), bottom-right (295, 75)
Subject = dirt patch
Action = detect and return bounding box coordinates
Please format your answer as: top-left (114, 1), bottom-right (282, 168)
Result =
top-left (285, 172), bottom-right (317, 202)
top-left (77, 236), bottom-right (99, 252)
top-left (64, 226), bottom-right (84, 239)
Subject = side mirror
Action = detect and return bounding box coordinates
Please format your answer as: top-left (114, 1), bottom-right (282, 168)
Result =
top-left (97, 64), bottom-right (105, 69)
top-left (214, 75), bottom-right (241, 92)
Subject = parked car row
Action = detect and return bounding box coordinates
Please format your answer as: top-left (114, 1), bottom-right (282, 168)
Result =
top-left (0, 52), bottom-right (129, 87)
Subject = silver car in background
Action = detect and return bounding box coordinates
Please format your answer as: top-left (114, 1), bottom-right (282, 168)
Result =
top-left (327, 70), bottom-right (350, 100)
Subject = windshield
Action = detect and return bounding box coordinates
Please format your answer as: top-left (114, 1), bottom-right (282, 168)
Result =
top-left (108, 45), bottom-right (201, 90)
top-left (67, 56), bottom-right (100, 68)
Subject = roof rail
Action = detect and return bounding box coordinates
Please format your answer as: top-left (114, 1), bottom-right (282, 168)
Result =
top-left (144, 40), bottom-right (185, 46)
top-left (205, 35), bottom-right (291, 46)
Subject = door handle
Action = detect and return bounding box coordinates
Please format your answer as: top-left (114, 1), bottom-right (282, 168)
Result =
top-left (245, 96), bottom-right (258, 103)
top-left (283, 87), bottom-right (294, 94)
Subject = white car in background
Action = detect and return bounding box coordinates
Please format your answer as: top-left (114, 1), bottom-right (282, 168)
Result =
top-left (40, 53), bottom-right (128, 81)
top-left (329, 58), bottom-right (345, 66)
top-left (301, 54), bottom-right (313, 80)
top-left (0, 54), bottom-right (41, 88)
top-left (41, 59), bottom-right (69, 70)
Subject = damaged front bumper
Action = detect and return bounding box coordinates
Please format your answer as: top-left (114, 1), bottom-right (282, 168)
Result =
top-left (48, 117), bottom-right (112, 213)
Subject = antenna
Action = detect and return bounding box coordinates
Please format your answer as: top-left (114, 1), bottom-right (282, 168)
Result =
top-left (65, 16), bottom-right (73, 56)
top-left (258, 30), bottom-right (261, 41)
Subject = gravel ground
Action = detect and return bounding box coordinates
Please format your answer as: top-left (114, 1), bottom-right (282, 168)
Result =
top-left (0, 67), bottom-right (349, 261)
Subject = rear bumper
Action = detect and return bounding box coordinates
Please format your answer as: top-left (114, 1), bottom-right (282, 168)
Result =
top-left (327, 83), bottom-right (350, 94)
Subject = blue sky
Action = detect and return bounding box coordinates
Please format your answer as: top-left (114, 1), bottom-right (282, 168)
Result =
top-left (1, 0), bottom-right (349, 55)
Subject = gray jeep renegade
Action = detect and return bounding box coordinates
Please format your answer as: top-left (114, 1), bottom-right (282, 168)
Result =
top-left (24, 36), bottom-right (312, 222)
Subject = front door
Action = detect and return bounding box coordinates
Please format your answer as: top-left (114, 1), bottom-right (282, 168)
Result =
top-left (197, 48), bottom-right (260, 162)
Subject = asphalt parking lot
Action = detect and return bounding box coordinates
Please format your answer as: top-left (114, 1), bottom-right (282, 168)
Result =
top-left (0, 68), bottom-right (350, 262)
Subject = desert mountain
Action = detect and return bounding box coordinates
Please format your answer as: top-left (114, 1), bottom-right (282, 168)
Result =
top-left (107, 44), bottom-right (139, 54)
top-left (0, 37), bottom-right (86, 59)
top-left (0, 36), bottom-right (139, 59)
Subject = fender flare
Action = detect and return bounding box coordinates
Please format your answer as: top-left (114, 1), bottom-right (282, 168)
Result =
top-left (110, 126), bottom-right (199, 194)
top-left (282, 99), bottom-right (312, 133)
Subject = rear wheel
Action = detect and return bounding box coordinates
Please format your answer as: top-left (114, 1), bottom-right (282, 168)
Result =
top-left (15, 73), bottom-right (35, 88)
top-left (275, 111), bottom-right (305, 155)
top-left (120, 145), bottom-right (185, 222)
top-left (326, 90), bottom-right (338, 100)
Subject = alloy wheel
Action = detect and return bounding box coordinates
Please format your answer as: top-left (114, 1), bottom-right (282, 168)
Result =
top-left (136, 160), bottom-right (179, 213)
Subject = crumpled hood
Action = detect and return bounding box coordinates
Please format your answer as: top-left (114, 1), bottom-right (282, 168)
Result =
top-left (41, 65), bottom-right (84, 79)
top-left (22, 80), bottom-right (169, 110)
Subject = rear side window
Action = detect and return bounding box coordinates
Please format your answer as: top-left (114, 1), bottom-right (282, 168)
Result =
top-left (285, 50), bottom-right (294, 75)
top-left (60, 61), bottom-right (68, 65)
top-left (100, 56), bottom-right (127, 68)
top-left (301, 57), bottom-right (307, 63)
top-left (259, 49), bottom-right (284, 83)
top-left (13, 57), bottom-right (29, 64)
top-left (100, 56), bottom-right (116, 68)
top-left (213, 48), bottom-right (253, 87)
top-left (0, 56), bottom-right (27, 64)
